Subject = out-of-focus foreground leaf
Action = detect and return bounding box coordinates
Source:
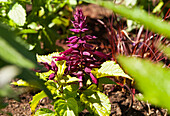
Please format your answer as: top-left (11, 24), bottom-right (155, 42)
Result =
top-left (83, 0), bottom-right (170, 39)
top-left (0, 23), bottom-right (36, 68)
top-left (0, 23), bottom-right (53, 99)
top-left (0, 65), bottom-right (20, 88)
top-left (118, 56), bottom-right (170, 110)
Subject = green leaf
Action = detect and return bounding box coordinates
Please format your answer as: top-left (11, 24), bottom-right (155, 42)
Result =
top-left (18, 29), bottom-right (37, 34)
top-left (56, 61), bottom-right (67, 76)
top-left (0, 84), bottom-right (17, 98)
top-left (98, 77), bottom-right (117, 85)
top-left (92, 61), bottom-right (131, 80)
top-left (30, 91), bottom-right (47, 114)
top-left (35, 108), bottom-right (55, 116)
top-left (152, 1), bottom-right (164, 13)
top-left (63, 84), bottom-right (78, 99)
top-left (54, 98), bottom-right (78, 116)
top-left (11, 79), bottom-right (30, 87)
top-left (37, 52), bottom-right (60, 64)
top-left (83, 0), bottom-right (170, 39)
top-left (8, 3), bottom-right (26, 26)
top-left (118, 56), bottom-right (170, 110)
top-left (80, 91), bottom-right (111, 116)
top-left (66, 75), bottom-right (81, 83)
top-left (0, 23), bottom-right (36, 68)
top-left (68, 0), bottom-right (77, 5)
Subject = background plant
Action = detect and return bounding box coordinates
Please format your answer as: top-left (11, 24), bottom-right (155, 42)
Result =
top-left (0, 0), bottom-right (79, 54)
top-left (83, 0), bottom-right (170, 111)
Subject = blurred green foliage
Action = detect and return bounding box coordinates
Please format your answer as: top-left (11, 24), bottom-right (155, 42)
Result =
top-left (118, 55), bottom-right (170, 110)
top-left (0, 0), bottom-right (78, 54)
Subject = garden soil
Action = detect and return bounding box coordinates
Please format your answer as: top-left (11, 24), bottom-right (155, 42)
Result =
top-left (0, 4), bottom-right (169, 116)
top-left (0, 86), bottom-right (168, 116)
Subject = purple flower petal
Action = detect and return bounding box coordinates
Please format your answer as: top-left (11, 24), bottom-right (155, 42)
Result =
top-left (83, 35), bottom-right (96, 40)
top-left (51, 60), bottom-right (58, 71)
top-left (78, 39), bottom-right (86, 43)
top-left (90, 73), bottom-right (97, 84)
top-left (53, 56), bottom-right (68, 61)
top-left (84, 67), bottom-right (91, 73)
top-left (49, 73), bottom-right (55, 80)
top-left (83, 51), bottom-right (91, 56)
top-left (93, 51), bottom-right (109, 59)
top-left (59, 48), bottom-right (74, 55)
top-left (79, 81), bottom-right (83, 89)
top-left (79, 21), bottom-right (86, 29)
top-left (83, 43), bottom-right (93, 49)
top-left (71, 44), bottom-right (79, 49)
top-left (89, 63), bottom-right (99, 68)
top-left (81, 28), bottom-right (88, 32)
top-left (69, 37), bottom-right (79, 44)
top-left (68, 36), bottom-right (78, 41)
top-left (71, 50), bottom-right (80, 54)
top-left (69, 29), bottom-right (81, 33)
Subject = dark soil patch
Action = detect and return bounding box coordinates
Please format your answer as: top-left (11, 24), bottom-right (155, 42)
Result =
top-left (0, 86), bottom-right (169, 116)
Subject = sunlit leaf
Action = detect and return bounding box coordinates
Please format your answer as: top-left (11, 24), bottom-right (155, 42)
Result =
top-left (152, 1), bottom-right (164, 13)
top-left (80, 91), bottom-right (111, 116)
top-left (56, 61), bottom-right (67, 76)
top-left (35, 108), bottom-right (55, 116)
top-left (92, 61), bottom-right (131, 80)
top-left (30, 91), bottom-right (47, 114)
top-left (68, 0), bottom-right (77, 5)
top-left (54, 98), bottom-right (78, 116)
top-left (11, 79), bottom-right (30, 87)
top-left (8, 3), bottom-right (26, 26)
top-left (118, 56), bottom-right (170, 110)
top-left (66, 76), bottom-right (81, 83)
top-left (37, 52), bottom-right (60, 64)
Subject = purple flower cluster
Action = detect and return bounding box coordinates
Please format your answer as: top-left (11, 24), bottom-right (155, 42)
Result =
top-left (36, 9), bottom-right (109, 88)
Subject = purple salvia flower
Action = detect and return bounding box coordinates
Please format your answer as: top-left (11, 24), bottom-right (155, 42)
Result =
top-left (49, 73), bottom-right (55, 80)
top-left (34, 9), bottom-right (109, 87)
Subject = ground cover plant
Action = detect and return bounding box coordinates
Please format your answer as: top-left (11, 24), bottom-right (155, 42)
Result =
top-left (0, 0), bottom-right (170, 115)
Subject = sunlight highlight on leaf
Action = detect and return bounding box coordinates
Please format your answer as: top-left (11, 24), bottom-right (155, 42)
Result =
top-left (92, 61), bottom-right (132, 80)
top-left (8, 3), bottom-right (26, 26)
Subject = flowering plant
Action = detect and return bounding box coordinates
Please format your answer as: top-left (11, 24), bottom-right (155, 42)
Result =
top-left (13, 9), bottom-right (131, 116)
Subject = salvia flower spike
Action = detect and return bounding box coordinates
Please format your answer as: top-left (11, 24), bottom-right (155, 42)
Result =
top-left (36, 9), bottom-right (110, 88)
